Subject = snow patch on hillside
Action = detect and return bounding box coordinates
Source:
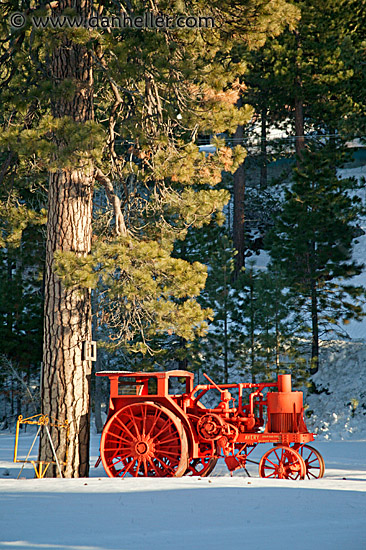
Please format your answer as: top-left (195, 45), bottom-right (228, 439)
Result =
top-left (306, 340), bottom-right (366, 440)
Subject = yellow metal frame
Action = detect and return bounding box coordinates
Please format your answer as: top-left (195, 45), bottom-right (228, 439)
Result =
top-left (14, 414), bottom-right (69, 479)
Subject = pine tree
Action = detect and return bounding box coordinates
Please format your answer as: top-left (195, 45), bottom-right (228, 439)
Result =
top-left (229, 263), bottom-right (307, 383)
top-left (0, 224), bottom-right (44, 420)
top-left (192, 230), bottom-right (237, 384)
top-left (266, 141), bottom-right (366, 373)
top-left (238, 0), bottom-right (366, 260)
top-left (252, 0), bottom-right (361, 141)
top-left (233, 0), bottom-right (366, 379)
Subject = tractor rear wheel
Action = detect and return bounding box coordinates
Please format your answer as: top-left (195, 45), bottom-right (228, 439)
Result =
top-left (259, 445), bottom-right (306, 480)
top-left (100, 403), bottom-right (188, 478)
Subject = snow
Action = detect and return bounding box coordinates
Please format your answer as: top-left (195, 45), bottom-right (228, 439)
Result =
top-left (305, 339), bottom-right (366, 440)
top-left (0, 431), bottom-right (365, 550)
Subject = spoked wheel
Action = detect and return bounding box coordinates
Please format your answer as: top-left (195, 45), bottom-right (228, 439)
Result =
top-left (296, 445), bottom-right (325, 479)
top-left (185, 455), bottom-right (218, 477)
top-left (259, 445), bottom-right (306, 480)
top-left (100, 403), bottom-right (188, 478)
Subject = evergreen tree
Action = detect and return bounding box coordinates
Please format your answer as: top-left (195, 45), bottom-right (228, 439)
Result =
top-left (252, 0), bottom-right (361, 144)
top-left (266, 141), bottom-right (366, 373)
top-left (191, 230), bottom-right (237, 384)
top-left (237, 0), bottom-right (366, 262)
top-left (234, 265), bottom-right (308, 383)
top-left (0, 225), bottom-right (45, 420)
top-left (231, 0), bottom-right (366, 380)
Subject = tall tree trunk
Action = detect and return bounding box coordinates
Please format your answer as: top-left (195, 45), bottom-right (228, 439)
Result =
top-left (233, 122), bottom-right (245, 276)
top-left (310, 236), bottom-right (319, 374)
top-left (294, 97), bottom-right (305, 159)
top-left (223, 267), bottom-right (229, 384)
top-left (94, 350), bottom-right (104, 435)
top-left (275, 317), bottom-right (280, 375)
top-left (260, 106), bottom-right (267, 189)
top-left (310, 275), bottom-right (319, 375)
top-left (275, 277), bottom-right (281, 375)
top-left (39, 0), bottom-right (94, 477)
top-left (294, 29), bottom-right (305, 162)
top-left (249, 275), bottom-right (256, 383)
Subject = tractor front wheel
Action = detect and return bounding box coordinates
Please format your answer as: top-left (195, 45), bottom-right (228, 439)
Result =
top-left (259, 445), bottom-right (306, 480)
top-left (100, 403), bottom-right (188, 478)
top-left (297, 444), bottom-right (325, 479)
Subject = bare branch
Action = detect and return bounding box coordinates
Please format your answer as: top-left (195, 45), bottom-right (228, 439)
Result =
top-left (0, 152), bottom-right (15, 186)
top-left (94, 167), bottom-right (128, 236)
top-left (0, 355), bottom-right (38, 414)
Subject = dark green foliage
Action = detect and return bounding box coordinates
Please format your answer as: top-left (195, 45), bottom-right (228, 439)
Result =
top-left (230, 265), bottom-right (308, 385)
top-left (189, 229), bottom-right (238, 384)
top-left (266, 141), bottom-right (366, 371)
top-left (0, 221), bottom-right (44, 419)
top-left (243, 0), bottom-right (363, 131)
top-left (171, 217), bottom-right (308, 385)
top-left (0, 245), bottom-right (43, 368)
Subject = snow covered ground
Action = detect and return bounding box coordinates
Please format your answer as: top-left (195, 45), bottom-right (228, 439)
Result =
top-left (0, 430), bottom-right (365, 550)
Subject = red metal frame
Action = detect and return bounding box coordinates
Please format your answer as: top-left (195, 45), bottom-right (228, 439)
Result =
top-left (96, 370), bottom-right (324, 479)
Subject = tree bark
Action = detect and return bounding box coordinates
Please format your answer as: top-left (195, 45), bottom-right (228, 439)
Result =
top-left (39, 0), bottom-right (94, 477)
top-left (260, 107), bottom-right (267, 189)
top-left (233, 122), bottom-right (245, 276)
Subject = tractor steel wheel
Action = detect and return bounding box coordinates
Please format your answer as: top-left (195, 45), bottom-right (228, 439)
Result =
top-left (259, 445), bottom-right (306, 480)
top-left (100, 403), bottom-right (188, 478)
top-left (297, 445), bottom-right (325, 479)
top-left (185, 456), bottom-right (218, 477)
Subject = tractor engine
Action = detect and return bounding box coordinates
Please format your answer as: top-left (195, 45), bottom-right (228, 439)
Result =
top-left (266, 374), bottom-right (308, 434)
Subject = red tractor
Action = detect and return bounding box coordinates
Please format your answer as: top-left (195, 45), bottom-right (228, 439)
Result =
top-left (96, 370), bottom-right (325, 479)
